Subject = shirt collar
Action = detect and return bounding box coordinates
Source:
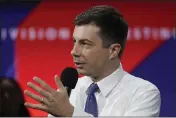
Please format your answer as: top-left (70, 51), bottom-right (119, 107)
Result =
top-left (85, 63), bottom-right (125, 97)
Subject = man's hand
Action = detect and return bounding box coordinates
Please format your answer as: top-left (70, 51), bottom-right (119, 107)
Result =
top-left (24, 75), bottom-right (74, 117)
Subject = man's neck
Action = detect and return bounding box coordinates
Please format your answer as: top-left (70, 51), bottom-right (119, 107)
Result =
top-left (91, 62), bottom-right (120, 82)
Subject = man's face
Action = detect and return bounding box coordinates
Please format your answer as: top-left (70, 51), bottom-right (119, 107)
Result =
top-left (71, 24), bottom-right (110, 77)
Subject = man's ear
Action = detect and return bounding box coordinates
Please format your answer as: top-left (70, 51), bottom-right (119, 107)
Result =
top-left (109, 43), bottom-right (121, 60)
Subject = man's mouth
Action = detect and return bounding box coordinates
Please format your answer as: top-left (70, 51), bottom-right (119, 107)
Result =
top-left (74, 62), bottom-right (85, 68)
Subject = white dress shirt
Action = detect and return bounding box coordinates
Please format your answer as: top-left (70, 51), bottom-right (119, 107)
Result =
top-left (69, 64), bottom-right (161, 116)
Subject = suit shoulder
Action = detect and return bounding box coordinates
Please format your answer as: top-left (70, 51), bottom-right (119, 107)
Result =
top-left (122, 72), bottom-right (160, 92)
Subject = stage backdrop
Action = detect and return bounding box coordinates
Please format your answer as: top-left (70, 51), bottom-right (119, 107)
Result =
top-left (0, 1), bottom-right (175, 116)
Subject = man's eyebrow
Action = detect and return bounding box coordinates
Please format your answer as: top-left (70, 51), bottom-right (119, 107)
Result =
top-left (73, 37), bottom-right (93, 43)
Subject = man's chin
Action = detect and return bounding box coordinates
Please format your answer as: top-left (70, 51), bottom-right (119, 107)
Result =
top-left (76, 68), bottom-right (89, 76)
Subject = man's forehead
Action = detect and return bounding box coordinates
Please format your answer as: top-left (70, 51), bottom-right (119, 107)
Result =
top-left (73, 24), bottom-right (101, 41)
top-left (74, 24), bottom-right (100, 34)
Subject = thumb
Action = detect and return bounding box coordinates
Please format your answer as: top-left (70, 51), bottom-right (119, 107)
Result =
top-left (55, 75), bottom-right (64, 90)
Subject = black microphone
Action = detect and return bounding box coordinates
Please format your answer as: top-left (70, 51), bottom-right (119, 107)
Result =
top-left (60, 67), bottom-right (78, 97)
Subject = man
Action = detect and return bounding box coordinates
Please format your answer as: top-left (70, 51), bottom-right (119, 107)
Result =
top-left (24, 5), bottom-right (161, 117)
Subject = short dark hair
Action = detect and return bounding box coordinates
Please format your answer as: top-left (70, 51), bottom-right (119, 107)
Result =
top-left (0, 77), bottom-right (30, 117)
top-left (74, 5), bottom-right (128, 58)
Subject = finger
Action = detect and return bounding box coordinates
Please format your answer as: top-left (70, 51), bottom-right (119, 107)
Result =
top-left (24, 102), bottom-right (48, 112)
top-left (55, 75), bottom-right (64, 90)
top-left (33, 76), bottom-right (55, 93)
top-left (24, 90), bottom-right (41, 102)
top-left (27, 82), bottom-right (50, 99)
top-left (24, 90), bottom-right (49, 105)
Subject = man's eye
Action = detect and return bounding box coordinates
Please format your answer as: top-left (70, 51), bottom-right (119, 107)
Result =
top-left (82, 42), bottom-right (91, 45)
top-left (82, 42), bottom-right (87, 45)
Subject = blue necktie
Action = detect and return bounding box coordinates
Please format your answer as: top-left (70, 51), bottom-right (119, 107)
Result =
top-left (84, 83), bottom-right (99, 117)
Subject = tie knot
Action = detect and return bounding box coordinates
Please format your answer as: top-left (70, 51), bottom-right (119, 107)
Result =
top-left (87, 83), bottom-right (99, 95)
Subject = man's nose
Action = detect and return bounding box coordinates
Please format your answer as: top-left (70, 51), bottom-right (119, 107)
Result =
top-left (71, 44), bottom-right (81, 57)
